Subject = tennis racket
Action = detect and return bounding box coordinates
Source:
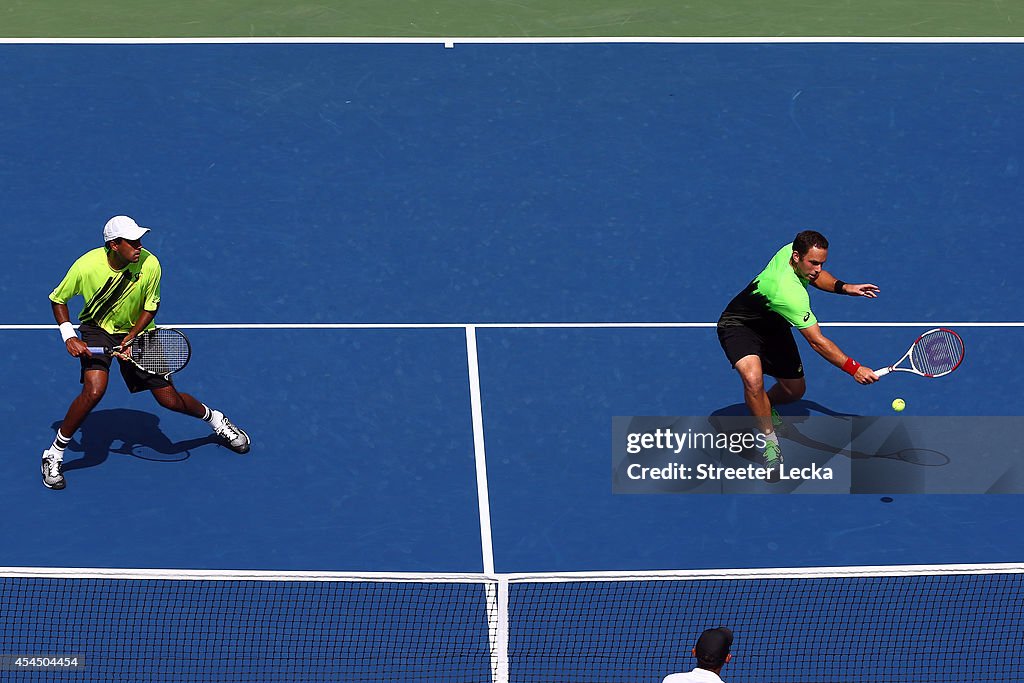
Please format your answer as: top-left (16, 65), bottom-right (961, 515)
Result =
top-left (88, 328), bottom-right (191, 379)
top-left (875, 328), bottom-right (964, 378)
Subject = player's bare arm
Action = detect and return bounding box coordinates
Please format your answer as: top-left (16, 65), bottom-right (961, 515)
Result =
top-left (798, 323), bottom-right (879, 385)
top-left (51, 301), bottom-right (91, 358)
top-left (811, 270), bottom-right (880, 298)
top-left (121, 307), bottom-right (157, 350)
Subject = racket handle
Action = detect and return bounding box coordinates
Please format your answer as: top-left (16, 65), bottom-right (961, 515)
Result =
top-left (875, 367), bottom-right (891, 377)
top-left (86, 346), bottom-right (111, 355)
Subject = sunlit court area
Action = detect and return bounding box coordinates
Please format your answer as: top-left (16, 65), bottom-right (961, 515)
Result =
top-left (1, 4), bottom-right (1023, 681)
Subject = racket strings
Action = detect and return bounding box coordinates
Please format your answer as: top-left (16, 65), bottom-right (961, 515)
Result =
top-left (131, 331), bottom-right (190, 374)
top-left (911, 330), bottom-right (964, 376)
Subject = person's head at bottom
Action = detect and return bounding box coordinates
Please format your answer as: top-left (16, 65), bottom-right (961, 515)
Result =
top-left (693, 627), bottom-right (733, 674)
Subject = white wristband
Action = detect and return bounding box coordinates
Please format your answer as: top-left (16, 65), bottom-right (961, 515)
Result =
top-left (59, 322), bottom-right (77, 343)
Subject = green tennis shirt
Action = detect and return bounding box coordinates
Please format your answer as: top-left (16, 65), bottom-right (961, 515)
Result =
top-left (49, 247), bottom-right (161, 334)
top-left (718, 243), bottom-right (817, 330)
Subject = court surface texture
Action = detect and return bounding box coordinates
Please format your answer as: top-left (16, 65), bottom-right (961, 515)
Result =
top-left (1, 42), bottom-right (1021, 578)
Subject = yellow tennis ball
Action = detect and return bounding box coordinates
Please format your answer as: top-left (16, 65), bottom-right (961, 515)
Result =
top-left (892, 398), bottom-right (906, 412)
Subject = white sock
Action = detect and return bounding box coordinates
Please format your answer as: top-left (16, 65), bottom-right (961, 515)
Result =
top-left (765, 431), bottom-right (779, 446)
top-left (48, 430), bottom-right (72, 460)
top-left (202, 406), bottom-right (224, 429)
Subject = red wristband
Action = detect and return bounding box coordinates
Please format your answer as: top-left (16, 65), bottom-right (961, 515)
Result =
top-left (842, 357), bottom-right (860, 376)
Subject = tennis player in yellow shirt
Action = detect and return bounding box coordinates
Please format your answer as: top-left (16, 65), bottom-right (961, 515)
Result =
top-left (717, 231), bottom-right (880, 466)
top-left (42, 216), bottom-right (250, 490)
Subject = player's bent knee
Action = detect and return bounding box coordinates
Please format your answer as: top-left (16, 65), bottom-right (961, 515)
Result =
top-left (737, 369), bottom-right (765, 394)
top-left (81, 387), bottom-right (106, 405)
top-left (80, 371), bottom-right (108, 405)
top-left (733, 356), bottom-right (765, 393)
top-left (740, 375), bottom-right (765, 395)
top-left (80, 380), bottom-right (107, 405)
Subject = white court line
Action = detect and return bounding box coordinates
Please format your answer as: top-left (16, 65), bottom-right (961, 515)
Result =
top-left (465, 326), bottom-right (496, 577)
top-left (3, 322), bottom-right (1024, 330)
top-left (1, 561), bottom-right (1020, 581)
top-left (2, 37), bottom-right (1024, 45)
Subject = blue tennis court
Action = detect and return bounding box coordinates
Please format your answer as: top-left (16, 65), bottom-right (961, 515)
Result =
top-left (0, 41), bottom-right (1021, 681)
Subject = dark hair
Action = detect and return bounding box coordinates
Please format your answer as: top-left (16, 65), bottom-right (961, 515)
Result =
top-left (792, 230), bottom-right (829, 256)
top-left (695, 627), bottom-right (733, 670)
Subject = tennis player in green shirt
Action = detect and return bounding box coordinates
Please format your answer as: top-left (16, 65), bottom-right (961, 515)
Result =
top-left (717, 230), bottom-right (879, 466)
top-left (42, 216), bottom-right (250, 490)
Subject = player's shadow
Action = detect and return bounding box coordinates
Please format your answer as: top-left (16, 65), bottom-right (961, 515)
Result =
top-left (708, 400), bottom-right (948, 467)
top-left (50, 409), bottom-right (221, 472)
top-left (707, 400), bottom-right (855, 465)
top-left (710, 399), bottom-right (857, 421)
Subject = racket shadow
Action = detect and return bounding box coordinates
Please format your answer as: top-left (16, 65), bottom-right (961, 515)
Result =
top-left (50, 409), bottom-right (221, 472)
top-left (708, 400), bottom-right (860, 466)
top-left (708, 401), bottom-right (950, 467)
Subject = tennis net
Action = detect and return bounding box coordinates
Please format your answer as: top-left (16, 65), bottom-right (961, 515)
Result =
top-left (1, 563), bottom-right (1021, 682)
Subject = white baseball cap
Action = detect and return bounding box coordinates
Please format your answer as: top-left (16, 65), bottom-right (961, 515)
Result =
top-left (103, 215), bottom-right (150, 243)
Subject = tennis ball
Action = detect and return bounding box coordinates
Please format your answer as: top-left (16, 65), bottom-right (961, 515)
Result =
top-left (892, 398), bottom-right (906, 412)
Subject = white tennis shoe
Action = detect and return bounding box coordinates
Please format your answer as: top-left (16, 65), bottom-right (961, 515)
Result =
top-left (41, 450), bottom-right (66, 490)
top-left (210, 411), bottom-right (251, 454)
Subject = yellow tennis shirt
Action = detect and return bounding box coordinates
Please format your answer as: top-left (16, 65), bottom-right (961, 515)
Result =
top-left (49, 247), bottom-right (162, 334)
top-left (718, 243), bottom-right (817, 331)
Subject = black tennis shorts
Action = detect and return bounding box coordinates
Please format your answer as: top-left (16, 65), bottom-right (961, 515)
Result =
top-left (717, 323), bottom-right (804, 380)
top-left (78, 323), bottom-right (171, 393)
